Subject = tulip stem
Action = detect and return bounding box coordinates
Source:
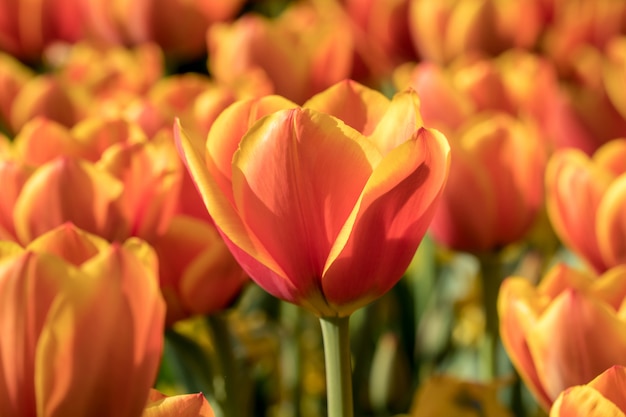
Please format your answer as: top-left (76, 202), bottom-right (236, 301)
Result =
top-left (479, 252), bottom-right (504, 379)
top-left (320, 315), bottom-right (354, 417)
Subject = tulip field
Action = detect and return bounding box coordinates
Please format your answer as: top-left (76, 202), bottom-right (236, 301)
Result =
top-left (2, 0), bottom-right (626, 416)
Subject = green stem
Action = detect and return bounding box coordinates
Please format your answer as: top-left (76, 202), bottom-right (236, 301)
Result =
top-left (320, 316), bottom-right (354, 417)
top-left (478, 252), bottom-right (504, 379)
top-left (206, 314), bottom-right (247, 417)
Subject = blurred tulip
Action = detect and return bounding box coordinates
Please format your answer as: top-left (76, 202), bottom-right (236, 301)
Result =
top-left (0, 223), bottom-right (165, 416)
top-left (143, 390), bottom-right (214, 417)
top-left (408, 0), bottom-right (544, 64)
top-left (0, 0), bottom-right (85, 60)
top-left (498, 263), bottom-right (626, 410)
top-left (0, 52), bottom-right (34, 132)
top-left (428, 113), bottom-right (546, 252)
top-left (82, 0), bottom-right (244, 58)
top-left (207, 0), bottom-right (354, 104)
top-left (176, 80), bottom-right (450, 317)
top-left (546, 139), bottom-right (626, 273)
top-left (550, 365), bottom-right (626, 417)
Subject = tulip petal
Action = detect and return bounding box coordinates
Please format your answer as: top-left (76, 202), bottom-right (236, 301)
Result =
top-left (528, 289), bottom-right (626, 402)
top-left (26, 223), bottom-right (109, 266)
top-left (35, 243), bottom-right (164, 417)
top-left (0, 160), bottom-right (32, 241)
top-left (143, 391), bottom-right (215, 417)
top-left (551, 385), bottom-right (625, 417)
top-left (232, 108), bottom-right (381, 313)
top-left (0, 252), bottom-right (76, 417)
top-left (322, 128), bottom-right (449, 313)
top-left (586, 366), bottom-right (626, 413)
top-left (498, 277), bottom-right (553, 409)
top-left (13, 157), bottom-right (125, 243)
top-left (596, 174), bottom-right (626, 267)
top-left (303, 79), bottom-right (389, 135)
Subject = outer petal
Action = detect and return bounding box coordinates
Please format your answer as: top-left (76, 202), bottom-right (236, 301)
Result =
top-left (586, 365), bottom-right (626, 413)
top-left (143, 391), bottom-right (215, 417)
top-left (546, 150), bottom-right (611, 272)
top-left (528, 289), bottom-right (626, 403)
top-left (12, 118), bottom-right (84, 166)
top-left (592, 139), bottom-right (626, 177)
top-left (0, 251), bottom-right (76, 417)
top-left (35, 241), bottom-right (165, 417)
top-left (232, 108), bottom-right (381, 314)
top-left (596, 174), bottom-right (626, 267)
top-left (0, 159), bottom-right (32, 241)
top-left (13, 157), bottom-right (125, 244)
top-left (498, 277), bottom-right (553, 409)
top-left (550, 385), bottom-right (625, 417)
top-left (322, 127), bottom-right (450, 314)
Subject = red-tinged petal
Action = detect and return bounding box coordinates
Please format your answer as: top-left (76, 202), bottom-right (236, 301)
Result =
top-left (174, 121), bottom-right (291, 305)
top-left (586, 366), bottom-right (626, 413)
top-left (204, 95), bottom-right (297, 198)
top-left (0, 159), bottom-right (33, 241)
top-left (36, 242), bottom-right (164, 417)
top-left (537, 264), bottom-right (594, 300)
top-left (303, 79), bottom-right (389, 136)
top-left (597, 174), bottom-right (626, 267)
top-left (546, 150), bottom-right (611, 273)
top-left (592, 266), bottom-right (626, 310)
top-left (152, 216), bottom-right (247, 324)
top-left (0, 252), bottom-right (77, 417)
top-left (429, 139), bottom-right (497, 251)
top-left (322, 128), bottom-right (449, 314)
top-left (98, 137), bottom-right (182, 240)
top-left (26, 223), bottom-right (109, 266)
top-left (12, 118), bottom-right (83, 166)
top-left (550, 385), bottom-right (625, 417)
top-left (143, 391), bottom-right (215, 417)
top-left (13, 157), bottom-right (125, 244)
top-left (405, 62), bottom-right (473, 134)
top-left (498, 277), bottom-right (553, 410)
top-left (528, 289), bottom-right (626, 403)
top-left (232, 108), bottom-right (381, 313)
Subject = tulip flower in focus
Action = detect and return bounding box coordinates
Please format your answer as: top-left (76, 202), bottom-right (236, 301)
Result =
top-left (498, 263), bottom-right (626, 410)
top-left (176, 80), bottom-right (450, 317)
top-left (408, 0), bottom-right (544, 64)
top-left (550, 366), bottom-right (626, 417)
top-left (546, 139), bottom-right (626, 273)
top-left (207, 0), bottom-right (354, 104)
top-left (0, 0), bottom-right (85, 61)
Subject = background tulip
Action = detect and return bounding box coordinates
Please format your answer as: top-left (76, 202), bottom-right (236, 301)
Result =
top-left (176, 80), bottom-right (450, 317)
top-left (546, 139), bottom-right (626, 273)
top-left (550, 365), bottom-right (626, 417)
top-left (498, 263), bottom-right (626, 410)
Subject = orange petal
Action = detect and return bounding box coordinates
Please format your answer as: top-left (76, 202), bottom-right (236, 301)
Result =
top-left (528, 289), bottom-right (626, 403)
top-left (596, 174), bottom-right (626, 267)
top-left (232, 108), bottom-right (380, 314)
top-left (322, 127), bottom-right (449, 314)
top-left (143, 391), bottom-right (215, 417)
top-left (0, 251), bottom-right (77, 417)
top-left (0, 159), bottom-right (33, 241)
top-left (13, 157), bottom-right (125, 243)
top-left (303, 79), bottom-right (389, 136)
top-left (35, 242), bottom-right (164, 417)
top-left (551, 385), bottom-right (625, 417)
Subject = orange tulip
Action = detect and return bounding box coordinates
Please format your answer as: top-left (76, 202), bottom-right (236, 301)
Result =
top-left (428, 113), bottom-right (546, 252)
top-left (82, 0), bottom-right (244, 58)
top-left (175, 80), bottom-right (450, 317)
top-left (0, 223), bottom-right (165, 416)
top-left (550, 365), bottom-right (626, 417)
top-left (498, 263), bottom-right (626, 410)
top-left (408, 0), bottom-right (544, 64)
top-left (0, 0), bottom-right (85, 60)
top-left (546, 139), bottom-right (626, 273)
top-left (207, 0), bottom-right (354, 104)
